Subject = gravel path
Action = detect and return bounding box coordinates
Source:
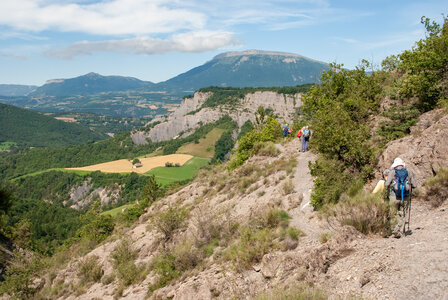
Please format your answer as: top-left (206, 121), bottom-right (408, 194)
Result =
top-left (323, 201), bottom-right (448, 300)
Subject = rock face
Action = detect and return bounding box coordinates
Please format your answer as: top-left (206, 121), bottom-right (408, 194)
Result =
top-left (376, 109), bottom-right (448, 186)
top-left (68, 180), bottom-right (121, 210)
top-left (132, 91), bottom-right (302, 144)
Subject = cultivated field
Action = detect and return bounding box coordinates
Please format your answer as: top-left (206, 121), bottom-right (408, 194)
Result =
top-left (177, 128), bottom-right (224, 158)
top-left (67, 154), bottom-right (193, 174)
top-left (146, 157), bottom-right (210, 185)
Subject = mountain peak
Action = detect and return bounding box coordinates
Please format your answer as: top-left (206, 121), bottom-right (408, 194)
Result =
top-left (84, 72), bottom-right (101, 77)
top-left (213, 50), bottom-right (307, 60)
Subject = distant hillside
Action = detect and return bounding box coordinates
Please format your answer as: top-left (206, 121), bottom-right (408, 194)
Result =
top-left (159, 50), bottom-right (330, 91)
top-left (0, 103), bottom-right (107, 147)
top-left (29, 72), bottom-right (154, 97)
top-left (0, 84), bottom-right (37, 96)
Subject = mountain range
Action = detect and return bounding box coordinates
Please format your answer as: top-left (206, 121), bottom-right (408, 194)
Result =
top-left (0, 50), bottom-right (329, 98)
top-left (0, 84), bottom-right (37, 97)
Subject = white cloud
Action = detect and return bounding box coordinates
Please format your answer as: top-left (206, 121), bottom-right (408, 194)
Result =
top-left (331, 30), bottom-right (425, 50)
top-left (46, 31), bottom-right (242, 59)
top-left (0, 53), bottom-right (27, 60)
top-left (0, 0), bottom-right (205, 35)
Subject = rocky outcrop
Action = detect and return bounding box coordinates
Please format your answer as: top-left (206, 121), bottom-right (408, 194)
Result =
top-left (67, 180), bottom-right (121, 210)
top-left (131, 91), bottom-right (302, 144)
top-left (376, 109), bottom-right (448, 186)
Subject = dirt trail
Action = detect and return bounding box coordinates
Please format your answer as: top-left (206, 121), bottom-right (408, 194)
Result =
top-left (323, 200), bottom-right (448, 300)
top-left (279, 139), bottom-right (448, 300)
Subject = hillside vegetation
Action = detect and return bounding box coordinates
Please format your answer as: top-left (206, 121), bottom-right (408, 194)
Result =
top-left (0, 103), bottom-right (106, 148)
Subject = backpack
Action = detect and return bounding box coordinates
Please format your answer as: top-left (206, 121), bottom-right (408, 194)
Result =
top-left (303, 129), bottom-right (310, 138)
top-left (393, 168), bottom-right (410, 199)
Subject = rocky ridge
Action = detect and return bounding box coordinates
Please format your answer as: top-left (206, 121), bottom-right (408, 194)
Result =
top-left (131, 91), bottom-right (302, 144)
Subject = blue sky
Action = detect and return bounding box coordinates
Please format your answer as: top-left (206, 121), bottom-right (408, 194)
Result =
top-left (0, 0), bottom-right (446, 85)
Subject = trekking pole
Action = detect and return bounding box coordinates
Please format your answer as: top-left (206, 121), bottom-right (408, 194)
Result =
top-left (408, 188), bottom-right (412, 233)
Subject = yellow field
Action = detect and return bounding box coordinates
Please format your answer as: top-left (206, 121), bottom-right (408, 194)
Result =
top-left (54, 117), bottom-right (77, 123)
top-left (67, 154), bottom-right (193, 174)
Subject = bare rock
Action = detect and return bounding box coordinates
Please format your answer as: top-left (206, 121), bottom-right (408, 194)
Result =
top-left (376, 109), bottom-right (448, 186)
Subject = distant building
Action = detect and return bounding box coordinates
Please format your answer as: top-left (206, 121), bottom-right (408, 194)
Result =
top-left (133, 163), bottom-right (142, 169)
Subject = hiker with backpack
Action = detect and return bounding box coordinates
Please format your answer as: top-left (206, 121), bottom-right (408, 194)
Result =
top-left (384, 157), bottom-right (417, 237)
top-left (301, 126), bottom-right (311, 152)
top-left (372, 169), bottom-right (391, 194)
top-left (283, 124), bottom-right (290, 137)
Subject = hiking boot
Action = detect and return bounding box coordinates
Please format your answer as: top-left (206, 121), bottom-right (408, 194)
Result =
top-left (393, 231), bottom-right (402, 239)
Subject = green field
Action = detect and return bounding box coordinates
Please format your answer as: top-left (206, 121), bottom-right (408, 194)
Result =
top-left (176, 128), bottom-right (224, 158)
top-left (12, 168), bottom-right (99, 181)
top-left (102, 204), bottom-right (133, 217)
top-left (0, 141), bottom-right (17, 150)
top-left (146, 157), bottom-right (210, 185)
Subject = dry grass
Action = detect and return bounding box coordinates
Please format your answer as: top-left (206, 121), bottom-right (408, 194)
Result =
top-left (281, 179), bottom-right (295, 195)
top-left (77, 255), bottom-right (103, 284)
top-left (254, 283), bottom-right (328, 300)
top-left (324, 192), bottom-right (391, 236)
top-left (67, 154), bottom-right (193, 174)
top-left (423, 167), bottom-right (448, 207)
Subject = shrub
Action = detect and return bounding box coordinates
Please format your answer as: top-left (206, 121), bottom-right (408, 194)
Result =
top-left (254, 142), bottom-right (280, 157)
top-left (225, 226), bottom-right (276, 271)
top-left (281, 179), bottom-right (295, 195)
top-left (423, 167), bottom-right (448, 207)
top-left (229, 116), bottom-right (281, 169)
top-left (263, 209), bottom-right (290, 229)
top-left (117, 204), bottom-right (144, 224)
top-left (325, 191), bottom-right (391, 236)
top-left (310, 158), bottom-right (356, 209)
top-left (132, 158), bottom-right (141, 165)
top-left (77, 255), bottom-right (103, 284)
top-left (287, 227), bottom-right (303, 241)
top-left (165, 162), bottom-right (173, 167)
top-left (0, 252), bottom-right (45, 299)
top-left (377, 105), bottom-right (420, 143)
top-left (148, 253), bottom-right (180, 293)
top-left (111, 239), bottom-right (147, 287)
top-left (152, 205), bottom-right (188, 240)
top-left (77, 204), bottom-right (115, 243)
top-left (319, 232), bottom-right (332, 243)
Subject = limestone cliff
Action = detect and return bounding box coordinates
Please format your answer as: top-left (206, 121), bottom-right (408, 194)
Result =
top-left (131, 91), bottom-right (302, 144)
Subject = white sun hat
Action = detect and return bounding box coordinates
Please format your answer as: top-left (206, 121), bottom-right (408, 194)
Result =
top-left (391, 157), bottom-right (405, 169)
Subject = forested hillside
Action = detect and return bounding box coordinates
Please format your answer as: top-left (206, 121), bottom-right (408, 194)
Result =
top-left (0, 103), bottom-right (107, 147)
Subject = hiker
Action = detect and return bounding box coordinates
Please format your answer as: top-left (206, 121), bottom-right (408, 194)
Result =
top-left (301, 126), bottom-right (311, 152)
top-left (384, 157), bottom-right (417, 237)
top-left (283, 124), bottom-right (290, 137)
top-left (372, 169), bottom-right (391, 194)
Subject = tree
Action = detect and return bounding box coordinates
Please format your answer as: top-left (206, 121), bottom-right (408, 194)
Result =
top-left (141, 175), bottom-right (162, 208)
top-left (397, 16), bottom-right (448, 111)
top-left (0, 184), bottom-right (12, 215)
